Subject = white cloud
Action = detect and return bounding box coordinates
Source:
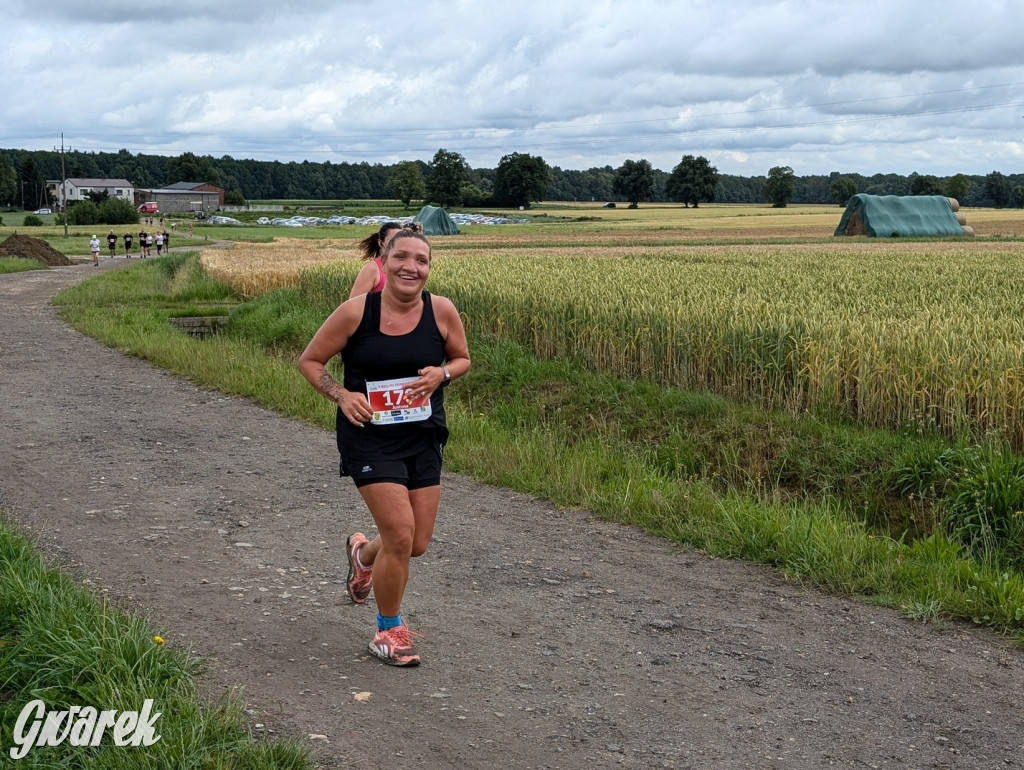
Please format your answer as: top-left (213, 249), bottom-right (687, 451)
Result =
top-left (3, 0), bottom-right (1023, 176)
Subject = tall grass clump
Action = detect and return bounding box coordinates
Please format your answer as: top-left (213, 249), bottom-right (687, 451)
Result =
top-left (897, 442), bottom-right (1024, 570)
top-left (0, 513), bottom-right (312, 768)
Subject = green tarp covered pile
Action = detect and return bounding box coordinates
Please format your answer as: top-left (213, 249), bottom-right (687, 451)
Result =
top-left (414, 205), bottom-right (461, 235)
top-left (834, 194), bottom-right (969, 237)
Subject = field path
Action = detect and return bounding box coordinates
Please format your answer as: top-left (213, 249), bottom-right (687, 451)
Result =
top-left (2, 260), bottom-right (1024, 769)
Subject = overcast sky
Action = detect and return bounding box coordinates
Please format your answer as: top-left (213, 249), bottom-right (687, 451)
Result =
top-left (4, 0), bottom-right (1023, 177)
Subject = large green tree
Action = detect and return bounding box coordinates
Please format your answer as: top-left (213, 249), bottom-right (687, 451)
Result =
top-left (945, 173), bottom-right (971, 204)
top-left (763, 165), bottom-right (796, 208)
top-left (166, 152), bottom-right (221, 186)
top-left (829, 176), bottom-right (858, 206)
top-left (388, 161), bottom-right (426, 208)
top-left (492, 152), bottom-right (551, 209)
top-left (426, 149), bottom-right (469, 209)
top-left (909, 173), bottom-right (944, 196)
top-left (664, 154), bottom-right (719, 208)
top-left (984, 171), bottom-right (1013, 207)
top-left (0, 155), bottom-right (17, 206)
top-left (612, 158), bottom-right (655, 208)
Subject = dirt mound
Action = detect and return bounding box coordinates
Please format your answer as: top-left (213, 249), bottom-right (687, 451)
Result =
top-left (0, 234), bottom-right (74, 266)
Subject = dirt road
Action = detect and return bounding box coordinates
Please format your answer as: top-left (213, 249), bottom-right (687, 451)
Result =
top-left (2, 260), bottom-right (1023, 769)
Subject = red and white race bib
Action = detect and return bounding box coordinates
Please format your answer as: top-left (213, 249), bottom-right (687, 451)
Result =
top-left (366, 376), bottom-right (432, 425)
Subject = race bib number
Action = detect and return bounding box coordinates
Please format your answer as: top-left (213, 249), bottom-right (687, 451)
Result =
top-left (366, 376), bottom-right (432, 425)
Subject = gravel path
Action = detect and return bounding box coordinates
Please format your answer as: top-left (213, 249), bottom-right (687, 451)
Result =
top-left (2, 259), bottom-right (1023, 769)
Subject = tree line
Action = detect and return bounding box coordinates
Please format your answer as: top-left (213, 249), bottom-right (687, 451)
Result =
top-left (2, 146), bottom-right (1022, 211)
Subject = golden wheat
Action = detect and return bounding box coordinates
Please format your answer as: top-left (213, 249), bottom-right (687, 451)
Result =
top-left (200, 231), bottom-right (1024, 447)
top-left (200, 238), bottom-right (358, 298)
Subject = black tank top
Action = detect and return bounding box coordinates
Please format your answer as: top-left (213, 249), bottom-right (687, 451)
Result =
top-left (336, 291), bottom-right (449, 460)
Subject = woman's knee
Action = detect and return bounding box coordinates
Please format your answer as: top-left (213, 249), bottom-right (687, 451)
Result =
top-left (410, 538), bottom-right (431, 558)
top-left (380, 526), bottom-right (415, 556)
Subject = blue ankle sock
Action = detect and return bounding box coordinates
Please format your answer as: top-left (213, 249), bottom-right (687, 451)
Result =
top-left (377, 613), bottom-right (402, 631)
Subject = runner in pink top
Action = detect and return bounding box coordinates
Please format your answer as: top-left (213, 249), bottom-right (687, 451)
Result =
top-left (349, 222), bottom-right (402, 299)
top-left (370, 257), bottom-right (386, 291)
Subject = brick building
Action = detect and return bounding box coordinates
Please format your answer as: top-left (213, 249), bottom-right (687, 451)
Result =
top-left (135, 181), bottom-right (225, 215)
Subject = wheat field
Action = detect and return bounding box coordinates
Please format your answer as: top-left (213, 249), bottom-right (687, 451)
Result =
top-left (201, 204), bottom-right (1024, 448)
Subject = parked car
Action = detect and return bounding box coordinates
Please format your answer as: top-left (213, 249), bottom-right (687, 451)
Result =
top-left (138, 202), bottom-right (159, 214)
top-left (33, 208), bottom-right (52, 215)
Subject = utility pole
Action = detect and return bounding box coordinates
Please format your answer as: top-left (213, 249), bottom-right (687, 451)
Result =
top-left (55, 133), bottom-right (69, 238)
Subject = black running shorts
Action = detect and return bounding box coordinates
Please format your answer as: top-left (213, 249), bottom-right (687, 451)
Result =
top-left (341, 440), bottom-right (443, 490)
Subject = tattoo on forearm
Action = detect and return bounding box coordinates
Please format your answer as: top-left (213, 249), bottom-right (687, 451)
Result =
top-left (317, 372), bottom-right (344, 402)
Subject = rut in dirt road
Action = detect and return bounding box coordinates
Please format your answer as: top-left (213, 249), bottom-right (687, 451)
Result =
top-left (2, 260), bottom-right (1024, 769)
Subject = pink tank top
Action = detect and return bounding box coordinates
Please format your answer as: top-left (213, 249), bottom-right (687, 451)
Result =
top-left (372, 257), bottom-right (386, 292)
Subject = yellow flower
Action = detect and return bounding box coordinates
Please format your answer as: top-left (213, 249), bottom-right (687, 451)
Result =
top-left (153, 635), bottom-right (165, 646)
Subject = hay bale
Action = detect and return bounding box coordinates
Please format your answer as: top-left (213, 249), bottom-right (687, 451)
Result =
top-left (955, 211), bottom-right (967, 225)
top-left (961, 225), bottom-right (975, 237)
top-left (948, 197), bottom-right (960, 212)
top-left (844, 210), bottom-right (867, 236)
top-left (0, 234), bottom-right (73, 266)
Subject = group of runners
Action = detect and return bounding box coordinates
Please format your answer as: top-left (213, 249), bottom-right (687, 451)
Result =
top-left (131, 229), bottom-right (169, 258)
top-left (94, 229), bottom-right (171, 261)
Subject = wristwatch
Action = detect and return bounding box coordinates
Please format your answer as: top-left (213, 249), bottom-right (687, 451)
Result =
top-left (442, 366), bottom-right (452, 386)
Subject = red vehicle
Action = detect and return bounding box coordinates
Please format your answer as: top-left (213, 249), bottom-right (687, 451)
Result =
top-left (138, 202), bottom-right (159, 214)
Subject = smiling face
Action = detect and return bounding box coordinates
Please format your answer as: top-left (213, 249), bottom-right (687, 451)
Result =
top-left (382, 233), bottom-right (431, 297)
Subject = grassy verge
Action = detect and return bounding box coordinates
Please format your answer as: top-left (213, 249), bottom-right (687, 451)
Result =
top-left (52, 254), bottom-right (1024, 643)
top-left (0, 509), bottom-right (312, 769)
top-left (0, 257), bottom-right (48, 274)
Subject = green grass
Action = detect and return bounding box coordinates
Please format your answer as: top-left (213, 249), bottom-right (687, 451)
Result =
top-left (0, 509), bottom-right (312, 769)
top-left (0, 257), bottom-right (48, 274)
top-left (51, 254), bottom-right (1024, 642)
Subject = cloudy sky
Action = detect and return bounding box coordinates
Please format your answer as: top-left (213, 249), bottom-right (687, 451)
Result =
top-left (4, 0), bottom-right (1023, 176)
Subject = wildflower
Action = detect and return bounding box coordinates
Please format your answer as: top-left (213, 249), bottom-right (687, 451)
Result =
top-left (153, 635), bottom-right (165, 646)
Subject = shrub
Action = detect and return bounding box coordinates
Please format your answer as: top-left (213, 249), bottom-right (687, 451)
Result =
top-left (65, 198), bottom-right (139, 226)
top-left (22, 214), bottom-right (43, 227)
top-left (97, 198), bottom-right (140, 225)
top-left (460, 184), bottom-right (492, 208)
top-left (67, 200), bottom-right (99, 225)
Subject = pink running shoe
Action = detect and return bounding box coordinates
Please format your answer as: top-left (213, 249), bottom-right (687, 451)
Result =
top-left (346, 532), bottom-right (373, 604)
top-left (369, 624), bottom-right (421, 667)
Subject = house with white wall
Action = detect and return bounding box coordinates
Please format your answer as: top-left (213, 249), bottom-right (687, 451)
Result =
top-left (48, 178), bottom-right (135, 207)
